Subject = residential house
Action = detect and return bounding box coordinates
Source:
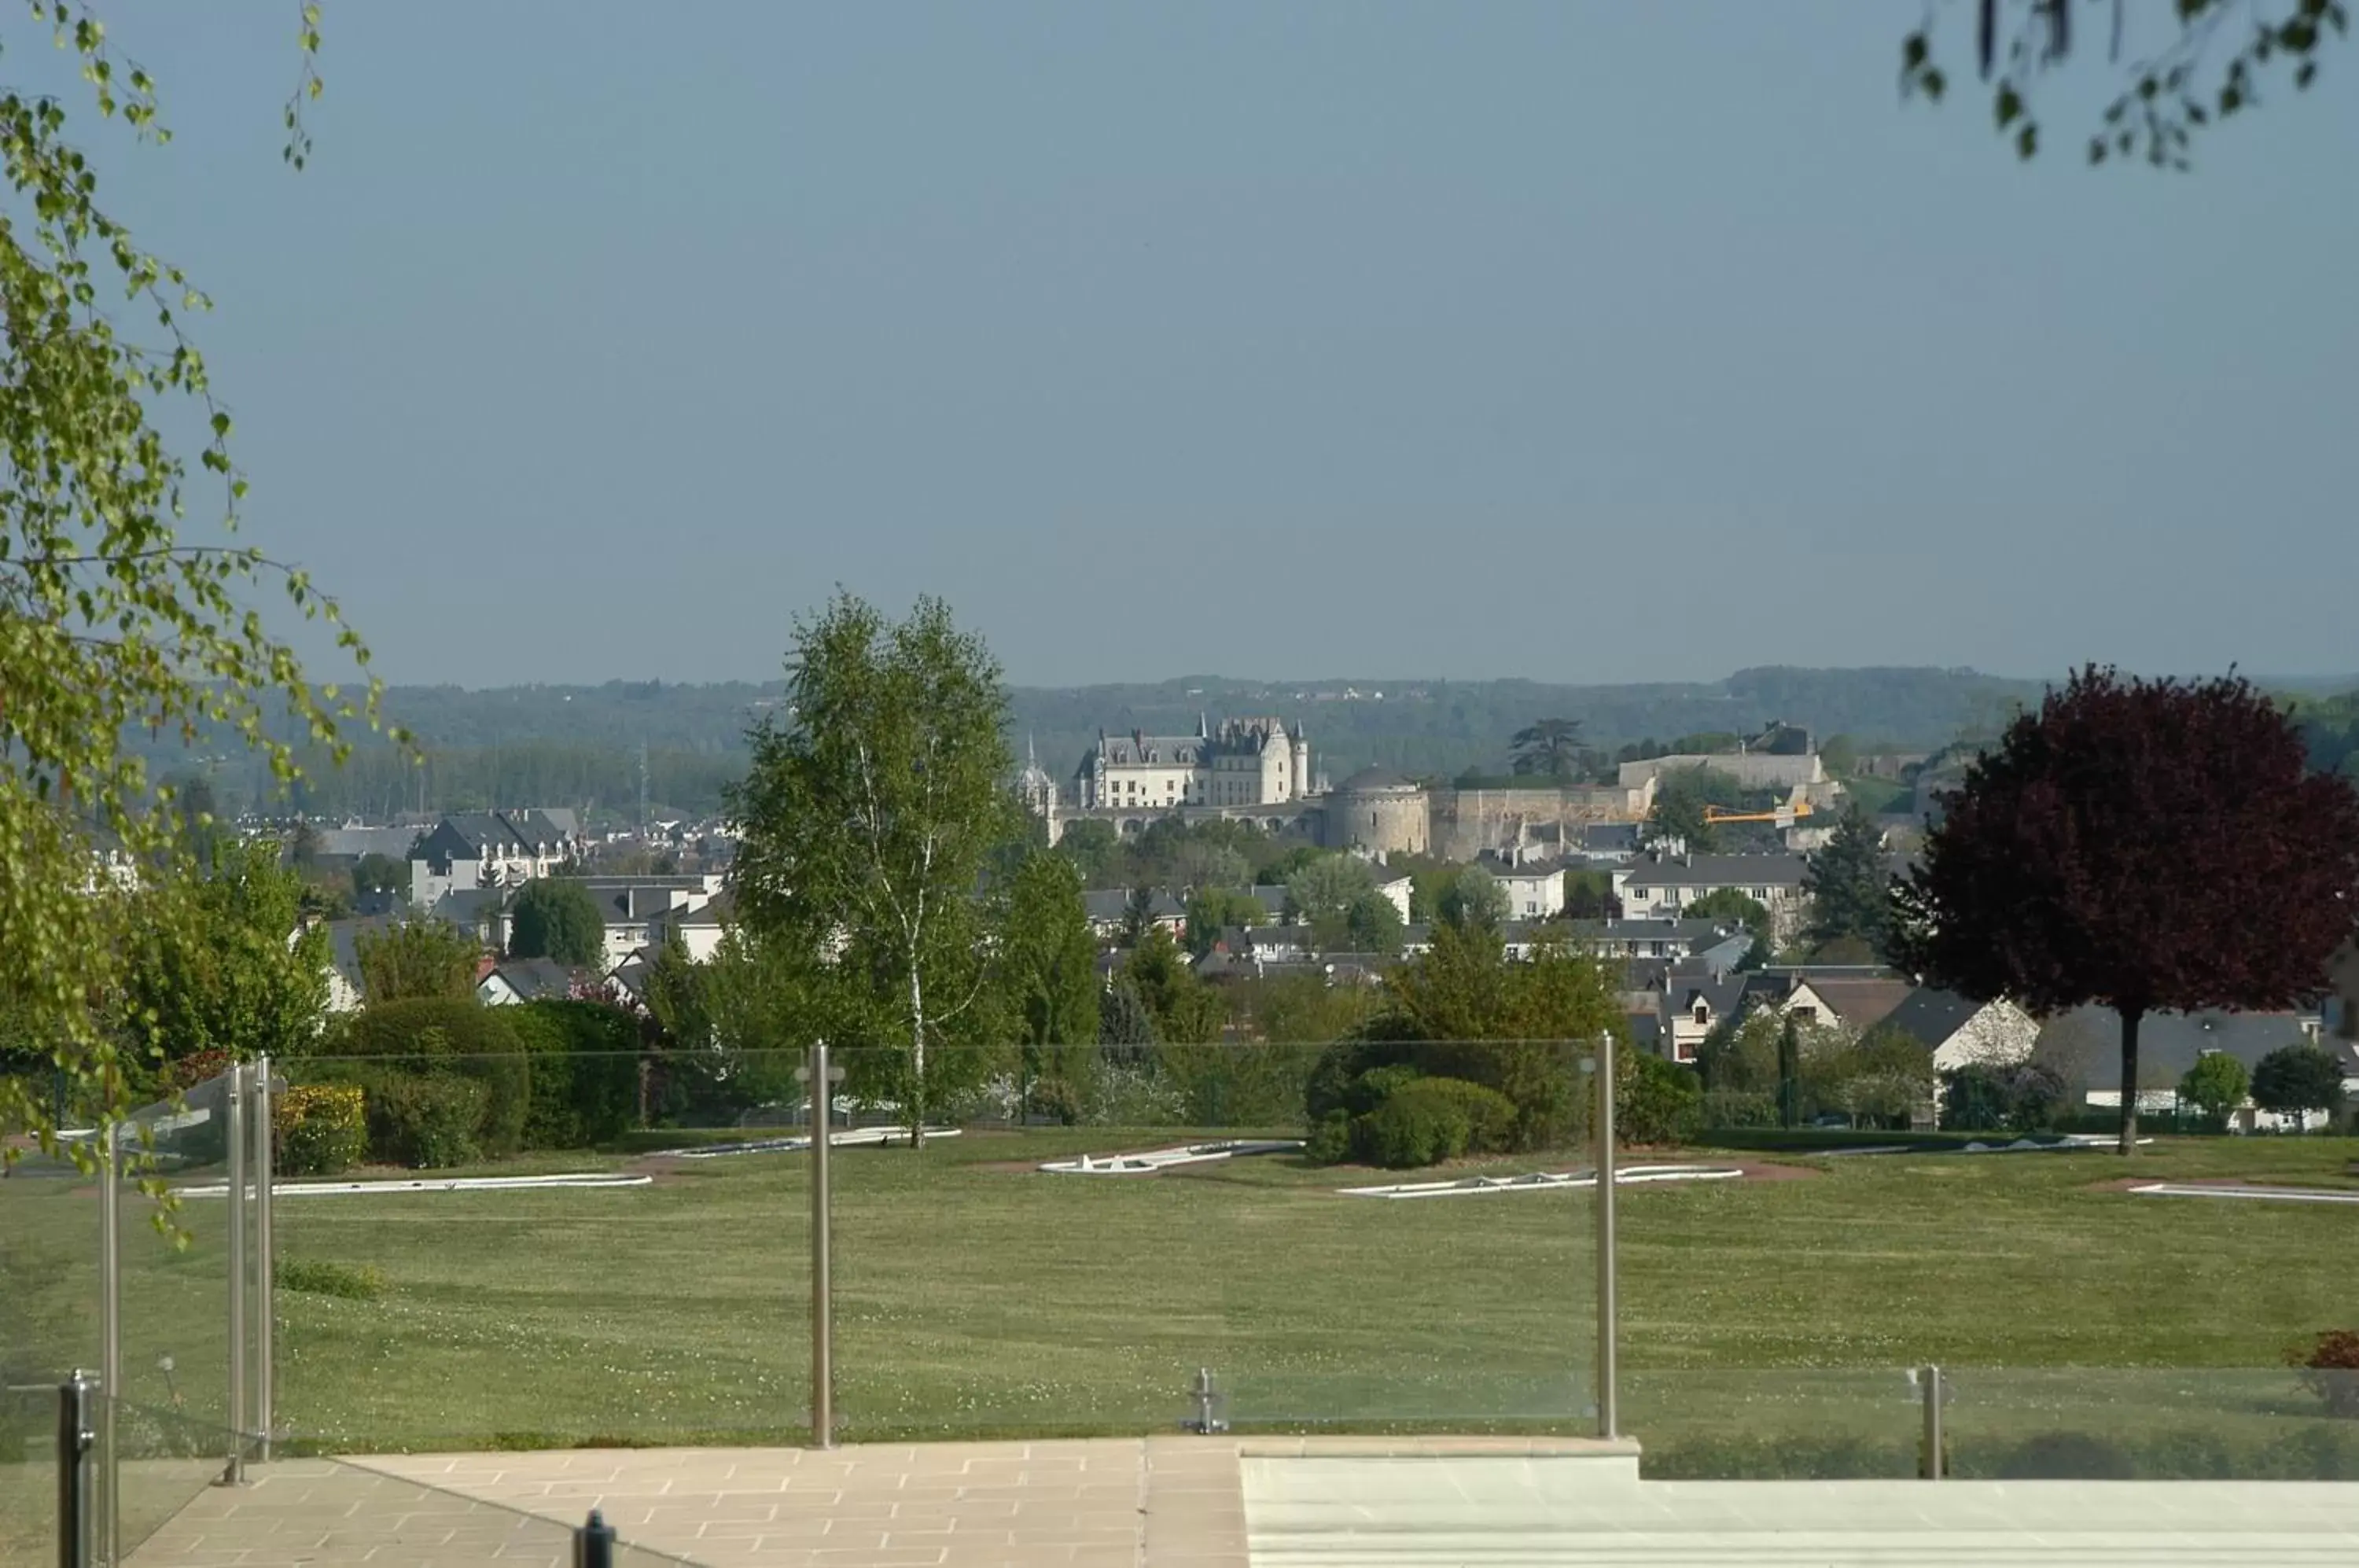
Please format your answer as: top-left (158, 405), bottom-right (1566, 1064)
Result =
top-left (427, 887), bottom-right (511, 952)
top-left (1577, 823), bottom-right (1643, 867)
top-left (646, 894), bottom-right (731, 963)
top-left (1658, 966), bottom-right (1750, 1064)
top-left (1610, 852), bottom-right (1810, 944)
top-left (1566, 918), bottom-right (1743, 964)
top-left (1081, 889), bottom-right (1187, 942)
top-left (1241, 925), bottom-right (1318, 964)
top-left (1876, 988), bottom-right (2041, 1072)
top-left (2059, 1006), bottom-right (2331, 1130)
top-left (564, 874), bottom-right (719, 966)
top-left (478, 957), bottom-right (593, 1007)
top-left (318, 915), bottom-right (400, 1013)
top-left (407, 810), bottom-right (576, 908)
top-left (1490, 865), bottom-right (1565, 921)
top-left (1245, 872), bottom-right (1413, 926)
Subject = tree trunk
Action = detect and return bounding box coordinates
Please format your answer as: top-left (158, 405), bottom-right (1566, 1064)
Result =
top-left (908, 957), bottom-right (927, 1151)
top-left (2117, 1007), bottom-right (2143, 1157)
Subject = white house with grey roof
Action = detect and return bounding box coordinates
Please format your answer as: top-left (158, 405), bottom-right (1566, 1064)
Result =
top-left (1611, 851), bottom-right (1811, 944)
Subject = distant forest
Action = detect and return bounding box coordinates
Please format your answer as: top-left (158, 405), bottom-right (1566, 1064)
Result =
top-left (152, 667), bottom-right (2359, 823)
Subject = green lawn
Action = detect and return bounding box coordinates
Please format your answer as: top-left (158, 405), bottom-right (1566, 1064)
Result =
top-left (6, 1130), bottom-right (2358, 1473)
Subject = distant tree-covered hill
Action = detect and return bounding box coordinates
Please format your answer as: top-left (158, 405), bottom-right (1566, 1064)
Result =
top-left (155, 667), bottom-right (2356, 823)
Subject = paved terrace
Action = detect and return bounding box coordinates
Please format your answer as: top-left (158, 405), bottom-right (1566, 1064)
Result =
top-left (123, 1437), bottom-right (2359, 1567)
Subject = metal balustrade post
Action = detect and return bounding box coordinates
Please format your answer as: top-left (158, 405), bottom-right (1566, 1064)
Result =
top-left (98, 1124), bottom-right (120, 1566)
top-left (806, 1042), bottom-right (835, 1450)
top-left (572, 1508), bottom-right (616, 1568)
top-left (1595, 1034), bottom-right (1618, 1443)
top-left (253, 1056), bottom-right (274, 1464)
top-left (57, 1373), bottom-right (95, 1568)
top-left (1921, 1364), bottom-right (1945, 1480)
top-left (223, 1065), bottom-right (247, 1486)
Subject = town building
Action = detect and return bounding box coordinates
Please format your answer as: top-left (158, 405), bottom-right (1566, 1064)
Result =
top-left (1074, 716), bottom-right (1311, 812)
top-left (1610, 851), bottom-right (1811, 944)
top-left (405, 810), bottom-right (580, 908)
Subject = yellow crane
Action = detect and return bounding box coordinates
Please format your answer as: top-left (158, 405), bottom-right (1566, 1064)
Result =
top-left (1701, 792), bottom-right (1816, 826)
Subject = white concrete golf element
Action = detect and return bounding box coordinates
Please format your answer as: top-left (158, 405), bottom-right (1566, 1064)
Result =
top-left (658, 1124), bottom-right (963, 1160)
top-left (178, 1172), bottom-right (651, 1198)
top-left (1338, 1163), bottom-right (1743, 1198)
top-left (2132, 1182), bottom-right (2359, 1205)
top-left (1817, 1134), bottom-right (2151, 1157)
top-left (1038, 1139), bottom-right (1305, 1176)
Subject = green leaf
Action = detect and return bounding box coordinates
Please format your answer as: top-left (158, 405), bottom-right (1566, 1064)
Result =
top-left (1996, 84), bottom-right (2023, 129)
top-left (2015, 123), bottom-right (2038, 160)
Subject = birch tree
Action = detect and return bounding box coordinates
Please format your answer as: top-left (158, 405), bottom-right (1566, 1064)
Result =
top-left (729, 594), bottom-right (1014, 1146)
top-left (2, 10), bottom-right (387, 1163)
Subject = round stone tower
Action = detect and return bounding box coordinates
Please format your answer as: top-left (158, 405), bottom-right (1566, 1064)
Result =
top-left (1325, 766), bottom-right (1430, 857)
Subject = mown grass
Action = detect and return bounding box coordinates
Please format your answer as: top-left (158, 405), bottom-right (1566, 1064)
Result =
top-left (3, 1129), bottom-right (2356, 1463)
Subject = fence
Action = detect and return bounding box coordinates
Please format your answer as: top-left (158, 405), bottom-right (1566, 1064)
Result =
top-left (6, 1033), bottom-right (2359, 1562)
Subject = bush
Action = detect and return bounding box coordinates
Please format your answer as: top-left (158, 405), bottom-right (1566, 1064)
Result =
top-left (1621, 1054), bottom-right (1702, 1145)
top-left (507, 999), bottom-right (642, 1148)
top-left (274, 1084), bottom-right (365, 1176)
top-left (2295, 1330), bottom-right (2359, 1419)
top-left (367, 1075), bottom-right (488, 1168)
top-left (1702, 1088), bottom-right (1779, 1129)
top-left (1940, 1060), bottom-right (2070, 1133)
top-left (274, 1257), bottom-right (387, 1300)
top-left (1304, 1110), bottom-right (1353, 1165)
top-left (1354, 1077), bottom-right (1518, 1169)
top-left (318, 999), bottom-right (530, 1158)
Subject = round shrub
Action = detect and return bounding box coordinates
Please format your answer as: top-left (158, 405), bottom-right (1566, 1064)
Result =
top-left (1303, 1109), bottom-right (1353, 1165)
top-left (274, 1084), bottom-right (365, 1176)
top-left (1354, 1077), bottom-right (1518, 1169)
top-left (1620, 1054), bottom-right (1703, 1146)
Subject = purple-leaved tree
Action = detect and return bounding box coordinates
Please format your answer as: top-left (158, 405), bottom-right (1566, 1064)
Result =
top-left (1890, 666), bottom-right (2359, 1154)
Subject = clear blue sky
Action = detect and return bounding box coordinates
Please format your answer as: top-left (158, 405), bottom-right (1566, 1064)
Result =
top-left (82, 3), bottom-right (2359, 688)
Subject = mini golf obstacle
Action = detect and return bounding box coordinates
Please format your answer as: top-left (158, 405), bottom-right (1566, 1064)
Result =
top-left (2129, 1182), bottom-right (2359, 1205)
top-left (1815, 1133), bottom-right (2151, 1157)
top-left (179, 1172), bottom-right (651, 1198)
top-left (660, 1124), bottom-right (963, 1160)
top-left (1338, 1162), bottom-right (1743, 1198)
top-left (1039, 1139), bottom-right (1303, 1175)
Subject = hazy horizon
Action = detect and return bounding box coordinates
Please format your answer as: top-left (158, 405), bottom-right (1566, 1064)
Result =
top-left (91, 5), bottom-right (2359, 689)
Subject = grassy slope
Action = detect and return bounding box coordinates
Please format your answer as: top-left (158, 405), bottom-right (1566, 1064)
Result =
top-left (3, 1131), bottom-right (2355, 1454)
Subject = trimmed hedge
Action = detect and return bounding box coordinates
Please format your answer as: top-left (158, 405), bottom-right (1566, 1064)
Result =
top-left (368, 1076), bottom-right (487, 1168)
top-left (507, 999), bottom-right (641, 1149)
top-left (274, 1084), bottom-right (365, 1176)
top-left (314, 999), bottom-right (530, 1160)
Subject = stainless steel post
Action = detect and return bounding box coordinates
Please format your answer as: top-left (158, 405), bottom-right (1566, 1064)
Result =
top-left (808, 1041), bottom-right (834, 1450)
top-left (58, 1372), bottom-right (95, 1568)
top-left (223, 1065), bottom-right (246, 1485)
top-left (98, 1124), bottom-right (120, 1566)
top-left (1921, 1364), bottom-right (1945, 1480)
top-left (252, 1056), bottom-right (274, 1464)
top-left (1595, 1034), bottom-right (1617, 1442)
top-left (573, 1508), bottom-right (616, 1568)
